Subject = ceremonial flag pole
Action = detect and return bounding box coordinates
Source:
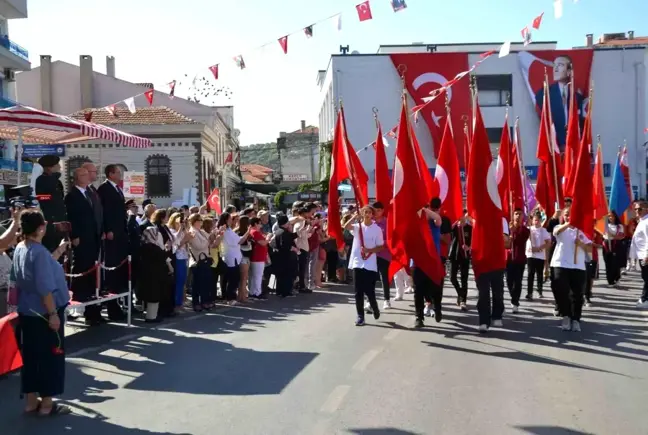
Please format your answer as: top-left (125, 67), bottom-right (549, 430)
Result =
top-left (543, 72), bottom-right (561, 211)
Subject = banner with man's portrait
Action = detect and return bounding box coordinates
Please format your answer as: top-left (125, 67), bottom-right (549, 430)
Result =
top-left (518, 49), bottom-right (594, 152)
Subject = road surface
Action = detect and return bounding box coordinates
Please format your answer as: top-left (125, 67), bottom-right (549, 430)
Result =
top-left (2, 270), bottom-right (647, 435)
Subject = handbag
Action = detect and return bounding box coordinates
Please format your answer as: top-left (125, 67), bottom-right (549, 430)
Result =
top-left (190, 251), bottom-right (214, 268)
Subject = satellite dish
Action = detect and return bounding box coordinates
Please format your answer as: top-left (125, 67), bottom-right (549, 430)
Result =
top-left (233, 129), bottom-right (241, 138)
top-left (351, 50), bottom-right (360, 55)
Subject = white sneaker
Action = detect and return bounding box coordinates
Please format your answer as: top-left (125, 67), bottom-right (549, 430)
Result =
top-left (423, 305), bottom-right (432, 317)
top-left (383, 300), bottom-right (392, 310)
top-left (405, 288), bottom-right (414, 294)
top-left (584, 301), bottom-right (592, 307)
top-left (479, 324), bottom-right (489, 333)
top-left (393, 295), bottom-right (404, 302)
top-left (364, 302), bottom-right (373, 314)
top-left (571, 320), bottom-right (581, 332)
top-left (553, 308), bottom-right (560, 317)
top-left (510, 304), bottom-right (519, 314)
top-left (459, 302), bottom-right (468, 311)
top-left (636, 300), bottom-right (648, 309)
top-left (561, 316), bottom-right (571, 331)
top-left (492, 319), bottom-right (503, 327)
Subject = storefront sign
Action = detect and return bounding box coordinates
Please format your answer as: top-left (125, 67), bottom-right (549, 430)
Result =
top-left (283, 173), bottom-right (309, 182)
top-left (123, 171), bottom-right (145, 198)
top-left (22, 145), bottom-right (66, 158)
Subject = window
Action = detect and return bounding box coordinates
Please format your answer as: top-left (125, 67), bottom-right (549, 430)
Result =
top-left (66, 156), bottom-right (91, 188)
top-left (476, 75), bottom-right (512, 107)
top-left (486, 128), bottom-right (514, 158)
top-left (146, 155), bottom-right (171, 197)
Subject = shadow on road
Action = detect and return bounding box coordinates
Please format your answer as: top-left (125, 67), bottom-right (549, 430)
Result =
top-left (348, 428), bottom-right (423, 435)
top-left (514, 425), bottom-right (595, 435)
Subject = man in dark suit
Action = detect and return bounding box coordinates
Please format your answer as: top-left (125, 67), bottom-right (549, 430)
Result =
top-left (35, 155), bottom-right (67, 252)
top-left (534, 54), bottom-right (585, 152)
top-left (97, 164), bottom-right (128, 320)
top-left (65, 167), bottom-right (103, 325)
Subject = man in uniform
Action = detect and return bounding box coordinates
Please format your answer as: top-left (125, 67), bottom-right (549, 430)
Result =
top-left (35, 155), bottom-right (67, 252)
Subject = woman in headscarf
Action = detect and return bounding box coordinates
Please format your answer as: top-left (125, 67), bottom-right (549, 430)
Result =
top-left (138, 209), bottom-right (174, 322)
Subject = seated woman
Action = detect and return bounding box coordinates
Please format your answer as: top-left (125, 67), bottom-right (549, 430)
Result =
top-left (14, 209), bottom-right (71, 416)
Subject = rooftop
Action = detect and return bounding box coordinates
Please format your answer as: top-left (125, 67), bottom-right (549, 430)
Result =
top-left (290, 126), bottom-right (319, 135)
top-left (69, 106), bottom-right (197, 125)
top-left (241, 164), bottom-right (274, 184)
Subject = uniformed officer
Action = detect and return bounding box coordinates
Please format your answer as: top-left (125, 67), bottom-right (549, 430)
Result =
top-left (35, 155), bottom-right (67, 252)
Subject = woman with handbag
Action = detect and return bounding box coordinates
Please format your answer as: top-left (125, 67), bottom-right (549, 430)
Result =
top-left (187, 213), bottom-right (221, 312)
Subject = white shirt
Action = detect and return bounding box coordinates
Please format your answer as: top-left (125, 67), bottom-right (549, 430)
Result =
top-left (550, 226), bottom-right (592, 270)
top-left (502, 217), bottom-right (510, 236)
top-left (631, 215), bottom-right (648, 261)
top-left (170, 228), bottom-right (188, 260)
top-left (604, 223), bottom-right (624, 241)
top-left (221, 228), bottom-right (242, 267)
top-left (526, 226), bottom-right (552, 260)
top-left (75, 185), bottom-right (88, 196)
top-left (293, 221), bottom-right (310, 252)
top-left (349, 222), bottom-right (384, 272)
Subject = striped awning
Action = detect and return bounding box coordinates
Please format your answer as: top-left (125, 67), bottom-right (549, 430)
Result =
top-left (0, 105), bottom-right (151, 148)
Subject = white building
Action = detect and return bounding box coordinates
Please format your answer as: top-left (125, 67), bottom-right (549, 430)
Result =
top-left (14, 54), bottom-right (241, 203)
top-left (317, 34), bottom-right (648, 199)
top-left (0, 0), bottom-right (29, 104)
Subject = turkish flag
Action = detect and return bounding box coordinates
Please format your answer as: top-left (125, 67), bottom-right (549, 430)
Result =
top-left (496, 117), bottom-right (513, 219)
top-left (144, 89), bottom-right (154, 106)
top-left (563, 78), bottom-right (581, 198)
top-left (592, 143), bottom-right (608, 232)
top-left (208, 188), bottom-right (222, 214)
top-left (209, 64), bottom-right (219, 80)
top-left (356, 1), bottom-right (373, 21)
top-left (413, 131), bottom-right (438, 202)
top-left (467, 105), bottom-right (506, 277)
top-left (0, 313), bottom-right (22, 376)
top-left (535, 83), bottom-right (564, 217)
top-left (374, 125), bottom-right (392, 214)
top-left (328, 107), bottom-right (369, 250)
top-left (278, 36), bottom-right (288, 54)
top-left (435, 114), bottom-right (463, 224)
top-left (532, 12), bottom-right (544, 29)
top-left (510, 127), bottom-right (525, 213)
top-left (388, 96), bottom-right (444, 284)
top-left (390, 53), bottom-right (471, 160)
top-left (569, 123), bottom-right (594, 239)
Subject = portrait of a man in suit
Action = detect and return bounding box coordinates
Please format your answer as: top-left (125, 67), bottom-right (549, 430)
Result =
top-left (534, 55), bottom-right (585, 152)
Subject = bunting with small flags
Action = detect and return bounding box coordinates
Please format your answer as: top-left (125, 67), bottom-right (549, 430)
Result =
top-left (278, 36), bottom-right (288, 54)
top-left (304, 25), bottom-right (313, 38)
top-left (209, 65), bottom-right (219, 80)
top-left (124, 97), bottom-right (136, 114)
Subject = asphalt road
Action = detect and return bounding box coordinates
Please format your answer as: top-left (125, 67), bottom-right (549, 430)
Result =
top-left (2, 269), bottom-right (648, 435)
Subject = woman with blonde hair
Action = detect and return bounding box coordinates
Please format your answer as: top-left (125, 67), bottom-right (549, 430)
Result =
top-left (168, 212), bottom-right (192, 313)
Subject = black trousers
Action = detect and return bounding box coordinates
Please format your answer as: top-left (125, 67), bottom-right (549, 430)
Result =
top-left (377, 257), bottom-right (391, 301)
top-left (550, 267), bottom-right (560, 311)
top-left (297, 250), bottom-right (308, 290)
top-left (450, 257), bottom-right (469, 303)
top-left (224, 264), bottom-right (240, 301)
top-left (354, 268), bottom-right (378, 320)
top-left (19, 307), bottom-right (66, 397)
top-left (475, 270), bottom-right (504, 326)
top-left (640, 260), bottom-right (648, 302)
top-left (412, 267), bottom-right (442, 320)
top-left (585, 260), bottom-right (597, 301)
top-left (603, 250), bottom-right (621, 285)
top-left (526, 257), bottom-right (545, 296)
top-left (506, 262), bottom-right (526, 307)
top-left (326, 250), bottom-right (338, 280)
top-left (554, 267), bottom-right (586, 321)
top-left (71, 237), bottom-right (101, 321)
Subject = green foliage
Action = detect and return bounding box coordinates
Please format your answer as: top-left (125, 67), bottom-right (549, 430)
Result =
top-left (274, 190), bottom-right (289, 209)
top-left (256, 197), bottom-right (268, 209)
top-left (240, 142), bottom-right (314, 170)
top-left (297, 182), bottom-right (320, 193)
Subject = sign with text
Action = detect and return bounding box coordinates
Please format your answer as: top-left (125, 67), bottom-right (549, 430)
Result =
top-left (283, 173), bottom-right (309, 182)
top-left (22, 144), bottom-right (66, 158)
top-left (123, 171), bottom-right (145, 198)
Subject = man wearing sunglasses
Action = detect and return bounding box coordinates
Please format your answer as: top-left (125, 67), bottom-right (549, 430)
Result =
top-left (631, 201), bottom-right (648, 308)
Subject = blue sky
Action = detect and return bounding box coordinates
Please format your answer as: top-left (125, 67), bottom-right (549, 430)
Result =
top-left (9, 0), bottom-right (648, 146)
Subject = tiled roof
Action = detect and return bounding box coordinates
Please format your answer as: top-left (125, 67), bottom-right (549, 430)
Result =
top-left (69, 106), bottom-right (197, 125)
top-left (243, 173), bottom-right (266, 183)
top-left (241, 164), bottom-right (273, 174)
top-left (596, 37), bottom-right (648, 46)
top-left (290, 126), bottom-right (319, 134)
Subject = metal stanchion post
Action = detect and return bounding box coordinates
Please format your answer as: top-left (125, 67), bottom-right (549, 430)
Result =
top-left (94, 261), bottom-right (100, 299)
top-left (127, 255), bottom-right (132, 327)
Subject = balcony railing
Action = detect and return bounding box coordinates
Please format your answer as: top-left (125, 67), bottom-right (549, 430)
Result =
top-left (0, 35), bottom-right (28, 62)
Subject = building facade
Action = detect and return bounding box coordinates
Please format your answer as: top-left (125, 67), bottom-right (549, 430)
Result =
top-left (0, 0), bottom-right (28, 104)
top-left (278, 121), bottom-right (319, 184)
top-left (14, 54), bottom-right (241, 202)
top-left (317, 36), bottom-right (648, 199)
top-left (64, 106), bottom-right (224, 208)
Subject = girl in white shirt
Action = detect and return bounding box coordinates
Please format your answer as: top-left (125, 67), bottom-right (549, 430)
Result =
top-left (217, 212), bottom-right (251, 305)
top-left (550, 208), bottom-right (593, 332)
top-left (343, 206), bottom-right (384, 326)
top-left (525, 212), bottom-right (552, 300)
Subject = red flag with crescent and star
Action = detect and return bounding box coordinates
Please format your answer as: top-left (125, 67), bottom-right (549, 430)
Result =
top-left (208, 188), bottom-right (222, 214)
top-left (390, 53), bottom-right (471, 160)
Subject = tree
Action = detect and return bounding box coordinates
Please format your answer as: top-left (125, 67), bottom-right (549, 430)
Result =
top-left (274, 190), bottom-right (289, 210)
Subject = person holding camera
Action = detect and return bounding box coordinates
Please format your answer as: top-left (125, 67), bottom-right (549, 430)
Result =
top-left (13, 209), bottom-right (71, 416)
top-left (34, 155), bottom-right (67, 253)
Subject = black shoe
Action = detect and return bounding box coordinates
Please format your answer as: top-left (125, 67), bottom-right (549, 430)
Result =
top-left (525, 294), bottom-right (533, 301)
top-left (299, 288), bottom-right (313, 294)
top-left (373, 309), bottom-right (380, 320)
top-left (434, 307), bottom-right (443, 323)
top-left (414, 319), bottom-right (424, 328)
top-left (84, 318), bottom-right (102, 327)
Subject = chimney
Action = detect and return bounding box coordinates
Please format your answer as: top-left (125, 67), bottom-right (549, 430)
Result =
top-left (79, 55), bottom-right (94, 109)
top-left (40, 55), bottom-right (53, 112)
top-left (585, 34), bottom-right (594, 47)
top-left (106, 55), bottom-right (115, 78)
top-left (629, 30), bottom-right (635, 40)
top-left (301, 120), bottom-right (306, 131)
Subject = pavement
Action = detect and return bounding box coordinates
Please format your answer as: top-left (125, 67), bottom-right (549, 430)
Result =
top-left (2, 268), bottom-right (648, 435)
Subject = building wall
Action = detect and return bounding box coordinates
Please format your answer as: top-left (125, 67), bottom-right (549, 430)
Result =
top-left (319, 47), bottom-right (647, 198)
top-left (62, 140), bottom-right (200, 209)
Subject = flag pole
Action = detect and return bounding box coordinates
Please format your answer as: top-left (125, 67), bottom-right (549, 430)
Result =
top-left (514, 117), bottom-right (528, 216)
top-left (505, 94), bottom-right (513, 223)
top-left (543, 71), bottom-right (561, 212)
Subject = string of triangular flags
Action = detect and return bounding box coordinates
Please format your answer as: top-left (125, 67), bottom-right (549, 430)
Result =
top-left (85, 0), bottom-right (409, 121)
top-left (356, 0), bottom-right (585, 152)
